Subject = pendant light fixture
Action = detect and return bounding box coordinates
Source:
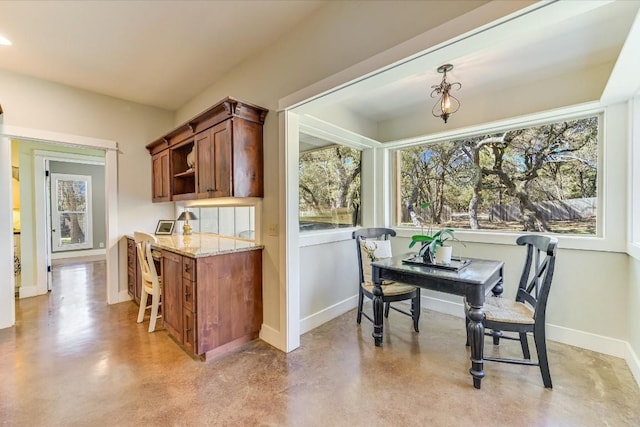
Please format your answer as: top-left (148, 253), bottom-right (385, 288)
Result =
top-left (431, 64), bottom-right (461, 123)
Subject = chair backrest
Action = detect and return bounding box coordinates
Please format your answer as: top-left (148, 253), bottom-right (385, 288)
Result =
top-left (352, 228), bottom-right (396, 286)
top-left (134, 231), bottom-right (160, 293)
top-left (515, 235), bottom-right (558, 323)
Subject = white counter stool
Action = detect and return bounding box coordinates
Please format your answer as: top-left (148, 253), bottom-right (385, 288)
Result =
top-left (134, 231), bottom-right (162, 332)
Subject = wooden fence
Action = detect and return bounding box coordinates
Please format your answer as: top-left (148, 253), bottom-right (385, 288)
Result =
top-left (490, 197), bottom-right (596, 222)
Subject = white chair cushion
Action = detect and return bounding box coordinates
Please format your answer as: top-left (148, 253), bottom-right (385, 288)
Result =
top-left (360, 239), bottom-right (416, 296)
top-left (360, 240), bottom-right (392, 285)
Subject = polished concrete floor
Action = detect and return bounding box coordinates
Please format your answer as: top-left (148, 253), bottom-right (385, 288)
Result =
top-left (1, 260), bottom-right (639, 426)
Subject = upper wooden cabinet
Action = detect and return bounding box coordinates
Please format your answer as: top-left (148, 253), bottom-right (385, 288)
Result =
top-left (151, 150), bottom-right (170, 202)
top-left (146, 97), bottom-right (268, 202)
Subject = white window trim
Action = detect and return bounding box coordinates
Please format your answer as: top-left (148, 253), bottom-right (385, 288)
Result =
top-left (384, 102), bottom-right (627, 253)
top-left (297, 115), bottom-right (380, 243)
top-left (629, 95), bottom-right (640, 261)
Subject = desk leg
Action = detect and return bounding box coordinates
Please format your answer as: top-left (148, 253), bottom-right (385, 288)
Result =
top-left (372, 279), bottom-right (384, 347)
top-left (467, 304), bottom-right (485, 389)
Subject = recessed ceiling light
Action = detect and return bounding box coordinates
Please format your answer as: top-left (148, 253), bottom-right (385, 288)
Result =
top-left (0, 35), bottom-right (12, 46)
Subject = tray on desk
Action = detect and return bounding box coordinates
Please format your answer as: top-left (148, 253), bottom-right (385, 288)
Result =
top-left (402, 255), bottom-right (471, 272)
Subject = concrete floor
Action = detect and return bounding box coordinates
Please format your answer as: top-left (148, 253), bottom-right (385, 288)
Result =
top-left (1, 259), bottom-right (639, 426)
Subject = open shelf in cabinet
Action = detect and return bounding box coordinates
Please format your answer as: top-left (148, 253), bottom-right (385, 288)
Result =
top-left (171, 141), bottom-right (196, 197)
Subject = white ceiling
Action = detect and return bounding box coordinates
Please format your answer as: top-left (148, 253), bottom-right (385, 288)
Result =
top-left (0, 0), bottom-right (327, 111)
top-left (300, 0), bottom-right (640, 124)
top-left (1, 0), bottom-right (638, 122)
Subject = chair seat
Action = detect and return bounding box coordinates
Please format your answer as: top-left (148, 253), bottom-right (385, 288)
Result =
top-left (362, 281), bottom-right (417, 296)
top-left (484, 297), bottom-right (534, 325)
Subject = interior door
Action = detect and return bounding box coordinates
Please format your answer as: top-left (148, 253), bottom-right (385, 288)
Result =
top-left (50, 173), bottom-right (93, 252)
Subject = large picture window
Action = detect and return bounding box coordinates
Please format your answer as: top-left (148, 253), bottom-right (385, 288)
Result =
top-left (397, 115), bottom-right (599, 235)
top-left (299, 145), bottom-right (361, 231)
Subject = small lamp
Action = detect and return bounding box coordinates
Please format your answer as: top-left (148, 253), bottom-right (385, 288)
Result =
top-left (430, 64), bottom-right (462, 123)
top-left (177, 210), bottom-right (198, 235)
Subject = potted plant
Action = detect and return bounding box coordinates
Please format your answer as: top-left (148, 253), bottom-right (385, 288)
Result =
top-left (408, 201), bottom-right (461, 264)
top-left (409, 228), bottom-right (457, 264)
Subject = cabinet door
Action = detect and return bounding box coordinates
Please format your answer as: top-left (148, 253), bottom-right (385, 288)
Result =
top-left (126, 238), bottom-right (136, 299)
top-left (161, 250), bottom-right (183, 343)
top-left (127, 238), bottom-right (142, 304)
top-left (196, 120), bottom-right (232, 198)
top-left (151, 150), bottom-right (170, 202)
top-left (195, 250), bottom-right (262, 355)
top-left (232, 118), bottom-right (264, 197)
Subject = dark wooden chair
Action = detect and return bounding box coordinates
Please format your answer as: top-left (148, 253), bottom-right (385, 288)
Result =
top-left (466, 234), bottom-right (558, 388)
top-left (352, 228), bottom-right (421, 332)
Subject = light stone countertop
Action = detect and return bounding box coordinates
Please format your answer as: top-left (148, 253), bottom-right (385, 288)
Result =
top-left (131, 233), bottom-right (263, 258)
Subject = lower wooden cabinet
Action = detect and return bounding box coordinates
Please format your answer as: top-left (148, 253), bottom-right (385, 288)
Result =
top-left (127, 236), bottom-right (263, 359)
top-left (126, 237), bottom-right (142, 304)
top-left (160, 248), bottom-right (262, 359)
top-left (161, 250), bottom-right (184, 343)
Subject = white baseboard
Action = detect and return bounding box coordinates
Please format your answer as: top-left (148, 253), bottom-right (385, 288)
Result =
top-left (626, 342), bottom-right (640, 387)
top-left (546, 323), bottom-right (627, 358)
top-left (421, 294), bottom-right (465, 318)
top-left (299, 295), bottom-right (358, 334)
top-left (117, 290), bottom-right (132, 303)
top-left (418, 295), bottom-right (630, 359)
top-left (51, 248), bottom-right (106, 260)
top-left (19, 285), bottom-right (44, 299)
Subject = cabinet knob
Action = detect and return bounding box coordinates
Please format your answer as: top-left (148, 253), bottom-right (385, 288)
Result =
top-left (184, 292), bottom-right (191, 299)
top-left (184, 265), bottom-right (191, 273)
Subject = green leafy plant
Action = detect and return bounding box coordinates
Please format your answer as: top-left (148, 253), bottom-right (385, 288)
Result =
top-left (409, 228), bottom-right (457, 259)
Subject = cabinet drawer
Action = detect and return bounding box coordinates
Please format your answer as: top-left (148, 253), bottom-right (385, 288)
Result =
top-left (183, 257), bottom-right (196, 281)
top-left (183, 279), bottom-right (196, 312)
top-left (183, 309), bottom-right (196, 354)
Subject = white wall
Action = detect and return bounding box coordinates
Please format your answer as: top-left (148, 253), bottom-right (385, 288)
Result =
top-left (629, 258), bottom-right (640, 381)
top-left (299, 235), bottom-right (359, 333)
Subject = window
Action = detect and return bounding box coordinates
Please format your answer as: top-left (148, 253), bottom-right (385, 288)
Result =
top-left (396, 115), bottom-right (599, 235)
top-left (51, 173), bottom-right (93, 251)
top-left (299, 145), bottom-right (361, 231)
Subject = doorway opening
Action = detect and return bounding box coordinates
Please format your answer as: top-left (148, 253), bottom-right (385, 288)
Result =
top-left (1, 124), bottom-right (119, 330)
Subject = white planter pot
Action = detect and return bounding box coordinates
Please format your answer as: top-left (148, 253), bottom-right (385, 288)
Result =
top-left (435, 245), bottom-right (453, 265)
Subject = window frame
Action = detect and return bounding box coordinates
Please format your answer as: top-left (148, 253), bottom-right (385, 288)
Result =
top-left (629, 95), bottom-right (640, 261)
top-left (385, 102), bottom-right (626, 253)
top-left (297, 115), bottom-right (383, 247)
top-left (298, 143), bottom-right (363, 232)
top-left (50, 172), bottom-right (93, 252)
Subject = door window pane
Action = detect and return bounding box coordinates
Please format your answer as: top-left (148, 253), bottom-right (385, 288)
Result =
top-left (52, 174), bottom-right (93, 251)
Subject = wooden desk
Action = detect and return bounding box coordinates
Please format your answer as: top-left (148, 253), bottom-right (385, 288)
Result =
top-left (371, 256), bottom-right (504, 389)
top-left (126, 233), bottom-right (263, 360)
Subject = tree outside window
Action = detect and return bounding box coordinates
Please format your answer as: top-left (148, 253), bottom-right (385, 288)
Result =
top-left (397, 115), bottom-right (598, 235)
top-left (299, 145), bottom-right (361, 231)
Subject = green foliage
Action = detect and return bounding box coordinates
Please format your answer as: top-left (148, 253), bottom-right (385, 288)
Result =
top-left (299, 145), bottom-right (361, 227)
top-left (409, 228), bottom-right (457, 257)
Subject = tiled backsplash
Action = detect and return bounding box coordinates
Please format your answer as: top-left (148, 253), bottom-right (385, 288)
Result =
top-left (184, 206), bottom-right (255, 240)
